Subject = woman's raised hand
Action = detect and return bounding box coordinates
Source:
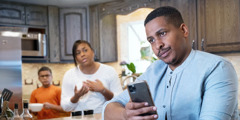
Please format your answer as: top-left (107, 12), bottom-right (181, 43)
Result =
top-left (74, 83), bottom-right (89, 97)
top-left (84, 79), bottom-right (105, 92)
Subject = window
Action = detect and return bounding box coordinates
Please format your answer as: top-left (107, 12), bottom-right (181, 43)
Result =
top-left (117, 8), bottom-right (155, 74)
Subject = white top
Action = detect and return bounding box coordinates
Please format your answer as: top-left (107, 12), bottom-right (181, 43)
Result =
top-left (61, 63), bottom-right (123, 113)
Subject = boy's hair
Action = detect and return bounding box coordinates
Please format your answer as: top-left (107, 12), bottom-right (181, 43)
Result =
top-left (144, 6), bottom-right (184, 28)
top-left (38, 66), bottom-right (52, 75)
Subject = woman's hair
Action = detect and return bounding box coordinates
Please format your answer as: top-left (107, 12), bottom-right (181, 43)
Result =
top-left (144, 6), bottom-right (184, 28)
top-left (72, 40), bottom-right (94, 67)
top-left (38, 66), bottom-right (52, 75)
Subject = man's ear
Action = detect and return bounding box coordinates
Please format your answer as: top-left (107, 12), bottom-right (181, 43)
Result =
top-left (180, 23), bottom-right (189, 37)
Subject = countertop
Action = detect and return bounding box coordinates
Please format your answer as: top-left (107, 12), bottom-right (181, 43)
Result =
top-left (44, 113), bottom-right (101, 120)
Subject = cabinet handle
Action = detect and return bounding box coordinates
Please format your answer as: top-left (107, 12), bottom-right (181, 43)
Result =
top-left (94, 50), bottom-right (99, 61)
top-left (201, 38), bottom-right (205, 51)
top-left (192, 40), bottom-right (195, 49)
top-left (22, 13), bottom-right (25, 19)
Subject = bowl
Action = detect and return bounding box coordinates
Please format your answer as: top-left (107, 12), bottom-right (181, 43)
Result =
top-left (29, 103), bottom-right (43, 112)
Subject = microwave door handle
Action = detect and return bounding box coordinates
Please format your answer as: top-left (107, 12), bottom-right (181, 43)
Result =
top-left (40, 34), bottom-right (46, 57)
top-left (43, 34), bottom-right (47, 56)
top-left (38, 34), bottom-right (46, 57)
top-left (38, 34), bottom-right (43, 56)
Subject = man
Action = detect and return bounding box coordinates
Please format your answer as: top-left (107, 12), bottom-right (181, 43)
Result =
top-left (30, 66), bottom-right (69, 119)
top-left (103, 6), bottom-right (238, 120)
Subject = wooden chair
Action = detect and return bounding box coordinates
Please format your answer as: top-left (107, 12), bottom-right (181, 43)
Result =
top-left (121, 75), bottom-right (138, 90)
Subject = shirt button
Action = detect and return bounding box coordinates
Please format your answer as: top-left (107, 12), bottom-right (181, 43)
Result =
top-left (170, 71), bottom-right (173, 74)
top-left (163, 105), bottom-right (166, 108)
top-left (167, 86), bottom-right (168, 88)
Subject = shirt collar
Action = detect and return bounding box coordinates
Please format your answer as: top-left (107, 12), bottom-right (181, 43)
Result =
top-left (167, 49), bottom-right (195, 74)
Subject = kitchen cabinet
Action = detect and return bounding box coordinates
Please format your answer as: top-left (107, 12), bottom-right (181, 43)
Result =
top-left (25, 5), bottom-right (47, 26)
top-left (160, 0), bottom-right (240, 53)
top-left (89, 6), bottom-right (118, 62)
top-left (197, 0), bottom-right (240, 53)
top-left (0, 3), bottom-right (25, 24)
top-left (48, 6), bottom-right (60, 62)
top-left (99, 14), bottom-right (117, 62)
top-left (60, 8), bottom-right (88, 61)
top-left (89, 0), bottom-right (160, 62)
top-left (0, 2), bottom-right (47, 26)
top-left (159, 0), bottom-right (197, 50)
top-left (91, 0), bottom-right (240, 57)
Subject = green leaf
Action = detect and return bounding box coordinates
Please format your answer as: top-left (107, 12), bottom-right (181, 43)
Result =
top-left (126, 62), bottom-right (136, 74)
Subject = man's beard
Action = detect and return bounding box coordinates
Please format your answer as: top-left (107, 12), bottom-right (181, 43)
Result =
top-left (165, 57), bottom-right (177, 65)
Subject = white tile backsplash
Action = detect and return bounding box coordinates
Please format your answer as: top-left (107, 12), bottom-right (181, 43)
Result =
top-left (22, 53), bottom-right (240, 107)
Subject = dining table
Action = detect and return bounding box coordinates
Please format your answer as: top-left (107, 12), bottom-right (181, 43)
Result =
top-left (44, 113), bottom-right (101, 120)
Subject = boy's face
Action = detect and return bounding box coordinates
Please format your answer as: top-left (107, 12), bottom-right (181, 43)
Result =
top-left (38, 70), bottom-right (52, 88)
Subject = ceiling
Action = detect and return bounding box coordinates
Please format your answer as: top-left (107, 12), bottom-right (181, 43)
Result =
top-left (2, 0), bottom-right (119, 7)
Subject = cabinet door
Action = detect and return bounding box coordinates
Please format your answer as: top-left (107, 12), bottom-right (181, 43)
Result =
top-left (89, 6), bottom-right (118, 62)
top-left (48, 6), bottom-right (60, 63)
top-left (160, 0), bottom-right (197, 49)
top-left (99, 14), bottom-right (118, 62)
top-left (60, 8), bottom-right (88, 61)
top-left (0, 3), bottom-right (25, 25)
top-left (198, 0), bottom-right (240, 53)
top-left (25, 5), bottom-right (47, 26)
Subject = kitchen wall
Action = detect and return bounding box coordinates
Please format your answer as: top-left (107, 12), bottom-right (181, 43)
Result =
top-left (21, 62), bottom-right (121, 100)
top-left (22, 53), bottom-right (240, 107)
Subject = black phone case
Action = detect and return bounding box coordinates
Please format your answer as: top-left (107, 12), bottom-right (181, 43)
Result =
top-left (127, 80), bottom-right (157, 116)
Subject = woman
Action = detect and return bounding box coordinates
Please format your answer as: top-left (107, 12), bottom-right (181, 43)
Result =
top-left (61, 40), bottom-right (122, 113)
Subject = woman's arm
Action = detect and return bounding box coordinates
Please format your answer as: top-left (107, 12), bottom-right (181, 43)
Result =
top-left (100, 87), bottom-right (114, 100)
top-left (61, 71), bottom-right (79, 111)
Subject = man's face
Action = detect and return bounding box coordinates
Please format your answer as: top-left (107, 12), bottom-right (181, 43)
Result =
top-left (38, 70), bottom-right (52, 87)
top-left (145, 16), bottom-right (190, 69)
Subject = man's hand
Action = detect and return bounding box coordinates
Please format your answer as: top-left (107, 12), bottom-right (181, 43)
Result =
top-left (124, 101), bottom-right (158, 120)
top-left (84, 79), bottom-right (105, 92)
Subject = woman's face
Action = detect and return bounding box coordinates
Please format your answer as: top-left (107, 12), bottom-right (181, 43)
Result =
top-left (75, 43), bottom-right (95, 66)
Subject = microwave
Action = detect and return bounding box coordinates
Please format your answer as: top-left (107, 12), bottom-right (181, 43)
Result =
top-left (21, 33), bottom-right (46, 57)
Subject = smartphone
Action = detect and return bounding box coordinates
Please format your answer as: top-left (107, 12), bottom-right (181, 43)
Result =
top-left (127, 80), bottom-right (157, 116)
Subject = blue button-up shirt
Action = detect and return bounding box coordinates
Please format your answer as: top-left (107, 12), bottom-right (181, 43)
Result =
top-left (103, 50), bottom-right (239, 120)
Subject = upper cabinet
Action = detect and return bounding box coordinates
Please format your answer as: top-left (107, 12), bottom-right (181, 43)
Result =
top-left (160, 0), bottom-right (240, 53)
top-left (25, 5), bottom-right (47, 26)
top-left (197, 0), bottom-right (240, 53)
top-left (48, 6), bottom-right (60, 63)
top-left (99, 14), bottom-right (117, 62)
top-left (0, 3), bottom-right (47, 26)
top-left (159, 0), bottom-right (197, 51)
top-left (0, 3), bottom-right (25, 24)
top-left (89, 0), bottom-right (160, 62)
top-left (59, 8), bottom-right (88, 61)
top-left (89, 6), bottom-right (118, 62)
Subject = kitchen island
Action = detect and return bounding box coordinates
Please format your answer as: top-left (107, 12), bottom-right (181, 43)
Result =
top-left (45, 113), bottom-right (101, 120)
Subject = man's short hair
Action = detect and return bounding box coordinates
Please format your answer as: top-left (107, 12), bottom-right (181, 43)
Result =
top-left (38, 66), bottom-right (52, 75)
top-left (144, 6), bottom-right (184, 27)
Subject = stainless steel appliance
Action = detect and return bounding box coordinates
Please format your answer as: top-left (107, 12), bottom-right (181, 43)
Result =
top-left (22, 33), bottom-right (46, 57)
top-left (0, 34), bottom-right (22, 111)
